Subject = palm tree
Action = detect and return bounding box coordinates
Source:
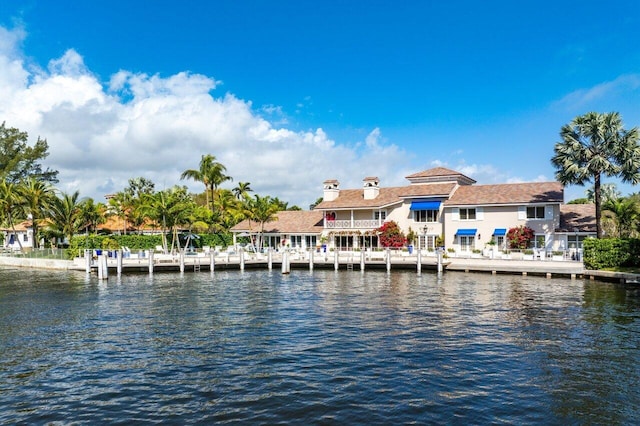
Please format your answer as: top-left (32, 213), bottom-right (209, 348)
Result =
top-left (0, 180), bottom-right (24, 250)
top-left (602, 197), bottom-right (639, 238)
top-left (20, 177), bottom-right (54, 249)
top-left (180, 154), bottom-right (232, 215)
top-left (107, 191), bottom-right (134, 234)
top-left (48, 190), bottom-right (83, 246)
top-left (232, 181), bottom-right (253, 200)
top-left (585, 183), bottom-right (621, 204)
top-left (551, 112), bottom-right (640, 238)
top-left (246, 195), bottom-right (279, 250)
top-left (142, 186), bottom-right (195, 253)
top-left (78, 198), bottom-right (106, 234)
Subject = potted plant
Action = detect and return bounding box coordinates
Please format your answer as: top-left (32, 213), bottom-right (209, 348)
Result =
top-left (552, 250), bottom-right (564, 261)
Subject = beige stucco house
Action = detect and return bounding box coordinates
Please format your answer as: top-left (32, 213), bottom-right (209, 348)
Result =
top-left (231, 167), bottom-right (596, 256)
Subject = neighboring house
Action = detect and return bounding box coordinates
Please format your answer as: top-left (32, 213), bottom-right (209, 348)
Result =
top-left (313, 167), bottom-right (596, 253)
top-left (1, 220), bottom-right (34, 251)
top-left (231, 210), bottom-right (324, 250)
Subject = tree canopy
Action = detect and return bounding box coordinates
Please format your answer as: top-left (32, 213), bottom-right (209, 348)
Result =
top-left (551, 112), bottom-right (640, 238)
top-left (0, 122), bottom-right (58, 184)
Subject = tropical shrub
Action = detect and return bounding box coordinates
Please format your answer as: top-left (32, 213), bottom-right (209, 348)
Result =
top-left (582, 237), bottom-right (640, 270)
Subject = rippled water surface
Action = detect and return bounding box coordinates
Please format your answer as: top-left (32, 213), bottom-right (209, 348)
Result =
top-left (1, 268), bottom-right (639, 424)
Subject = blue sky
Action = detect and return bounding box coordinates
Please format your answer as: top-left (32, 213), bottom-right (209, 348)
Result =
top-left (1, 1), bottom-right (640, 206)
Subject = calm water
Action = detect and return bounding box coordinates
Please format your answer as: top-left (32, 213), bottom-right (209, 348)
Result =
top-left (1, 268), bottom-right (639, 424)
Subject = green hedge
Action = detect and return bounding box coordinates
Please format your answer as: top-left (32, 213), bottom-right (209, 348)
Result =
top-left (68, 232), bottom-right (234, 259)
top-left (583, 238), bottom-right (640, 270)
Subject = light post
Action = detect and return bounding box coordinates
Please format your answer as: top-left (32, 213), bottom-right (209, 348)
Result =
top-left (573, 227), bottom-right (579, 261)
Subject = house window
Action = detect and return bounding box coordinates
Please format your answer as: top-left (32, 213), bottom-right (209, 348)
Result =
top-left (23, 234), bottom-right (28, 242)
top-left (527, 206), bottom-right (545, 219)
top-left (460, 208), bottom-right (476, 220)
top-left (374, 211), bottom-right (387, 221)
top-left (290, 235), bottom-right (302, 248)
top-left (530, 235), bottom-right (546, 249)
top-left (460, 236), bottom-right (475, 251)
top-left (414, 209), bottom-right (438, 222)
top-left (568, 235), bottom-right (587, 249)
top-left (305, 236), bottom-right (317, 248)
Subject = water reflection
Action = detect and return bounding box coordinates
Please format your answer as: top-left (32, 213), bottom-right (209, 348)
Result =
top-left (0, 268), bottom-right (638, 424)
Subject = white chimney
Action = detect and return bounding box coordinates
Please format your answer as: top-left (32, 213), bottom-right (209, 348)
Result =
top-left (363, 177), bottom-right (380, 200)
top-left (323, 179), bottom-right (340, 202)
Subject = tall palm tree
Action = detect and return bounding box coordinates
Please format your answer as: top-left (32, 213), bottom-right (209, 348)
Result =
top-left (585, 183), bottom-right (621, 204)
top-left (551, 112), bottom-right (640, 238)
top-left (48, 191), bottom-right (83, 245)
top-left (20, 177), bottom-right (54, 249)
top-left (0, 180), bottom-right (24, 250)
top-left (180, 154), bottom-right (232, 215)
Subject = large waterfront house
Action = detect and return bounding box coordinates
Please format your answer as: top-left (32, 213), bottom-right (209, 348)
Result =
top-left (231, 167), bottom-right (596, 256)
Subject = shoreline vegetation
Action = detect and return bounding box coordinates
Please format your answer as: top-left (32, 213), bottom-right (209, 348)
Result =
top-left (3, 112), bottom-right (640, 275)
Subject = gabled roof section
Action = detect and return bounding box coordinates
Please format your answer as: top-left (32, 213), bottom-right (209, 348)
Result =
top-left (405, 167), bottom-right (476, 185)
top-left (558, 204), bottom-right (596, 232)
top-left (231, 211), bottom-right (324, 234)
top-left (444, 182), bottom-right (564, 206)
top-left (397, 182), bottom-right (457, 198)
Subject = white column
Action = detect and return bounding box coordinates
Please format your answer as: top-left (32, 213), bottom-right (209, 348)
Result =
top-left (148, 250), bottom-right (154, 275)
top-left (117, 250), bottom-right (123, 277)
top-left (85, 249), bottom-right (91, 274)
top-left (386, 248), bottom-right (391, 273)
top-left (179, 249), bottom-right (185, 273)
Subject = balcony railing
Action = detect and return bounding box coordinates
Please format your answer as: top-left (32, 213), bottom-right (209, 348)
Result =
top-left (325, 219), bottom-right (380, 229)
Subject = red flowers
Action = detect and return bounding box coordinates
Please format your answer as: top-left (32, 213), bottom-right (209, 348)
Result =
top-left (506, 225), bottom-right (535, 249)
top-left (377, 221), bottom-right (407, 248)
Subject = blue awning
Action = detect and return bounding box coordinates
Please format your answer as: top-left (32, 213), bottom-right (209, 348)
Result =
top-left (455, 228), bottom-right (477, 236)
top-left (493, 228), bottom-right (507, 236)
top-left (410, 200), bottom-right (441, 211)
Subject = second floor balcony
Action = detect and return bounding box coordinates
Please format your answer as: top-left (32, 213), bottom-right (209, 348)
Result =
top-left (325, 219), bottom-right (381, 229)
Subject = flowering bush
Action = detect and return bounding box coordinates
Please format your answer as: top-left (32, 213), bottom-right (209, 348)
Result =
top-left (506, 225), bottom-right (535, 249)
top-left (377, 221), bottom-right (407, 248)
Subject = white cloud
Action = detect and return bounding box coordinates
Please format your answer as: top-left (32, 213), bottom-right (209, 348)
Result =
top-left (0, 26), bottom-right (410, 208)
top-left (552, 74), bottom-right (640, 112)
